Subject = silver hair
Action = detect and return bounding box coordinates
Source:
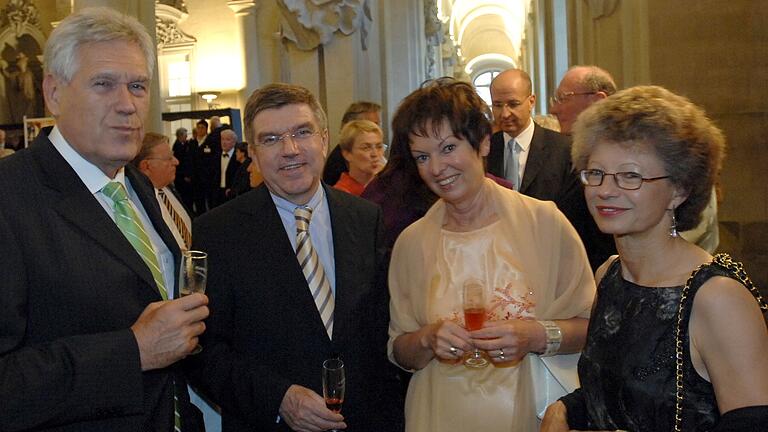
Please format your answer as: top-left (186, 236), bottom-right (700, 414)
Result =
top-left (44, 7), bottom-right (155, 83)
top-left (221, 128), bottom-right (239, 141)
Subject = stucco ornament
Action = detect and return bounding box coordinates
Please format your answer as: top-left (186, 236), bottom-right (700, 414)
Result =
top-left (277, 0), bottom-right (371, 50)
top-left (2, 0), bottom-right (40, 37)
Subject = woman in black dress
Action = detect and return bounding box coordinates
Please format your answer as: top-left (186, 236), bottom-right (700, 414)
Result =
top-left (541, 85), bottom-right (768, 431)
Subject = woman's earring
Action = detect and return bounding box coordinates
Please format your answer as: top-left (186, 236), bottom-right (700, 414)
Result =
top-left (669, 206), bottom-right (679, 238)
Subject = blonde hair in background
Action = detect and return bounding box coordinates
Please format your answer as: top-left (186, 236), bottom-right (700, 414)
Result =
top-left (338, 120), bottom-right (383, 152)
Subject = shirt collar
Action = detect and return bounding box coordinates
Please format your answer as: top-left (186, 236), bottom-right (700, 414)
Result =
top-left (271, 182), bottom-right (325, 213)
top-left (49, 126), bottom-right (126, 194)
top-left (503, 118), bottom-right (534, 153)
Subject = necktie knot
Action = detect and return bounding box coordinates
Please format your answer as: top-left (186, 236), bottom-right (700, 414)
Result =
top-left (222, 153), bottom-right (229, 158)
top-left (294, 206), bottom-right (312, 233)
top-left (102, 181), bottom-right (129, 203)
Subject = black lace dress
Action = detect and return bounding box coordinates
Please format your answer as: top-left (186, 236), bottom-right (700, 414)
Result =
top-left (560, 258), bottom-right (727, 431)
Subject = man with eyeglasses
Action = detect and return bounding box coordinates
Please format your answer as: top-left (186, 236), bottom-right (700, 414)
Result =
top-left (549, 65), bottom-right (617, 136)
top-left (189, 83), bottom-right (404, 431)
top-left (486, 68), bottom-right (615, 271)
top-left (555, 65), bottom-right (719, 253)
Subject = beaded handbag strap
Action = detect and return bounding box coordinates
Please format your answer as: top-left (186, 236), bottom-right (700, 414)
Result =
top-left (673, 253), bottom-right (767, 432)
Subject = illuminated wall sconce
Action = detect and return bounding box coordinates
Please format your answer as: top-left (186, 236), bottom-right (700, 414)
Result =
top-left (199, 91), bottom-right (221, 109)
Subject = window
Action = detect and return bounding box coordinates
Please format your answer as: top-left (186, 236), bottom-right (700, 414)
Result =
top-left (473, 70), bottom-right (501, 106)
top-left (168, 61), bottom-right (191, 97)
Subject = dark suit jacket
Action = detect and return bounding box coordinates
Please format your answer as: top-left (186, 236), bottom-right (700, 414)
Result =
top-left (322, 145), bottom-right (348, 185)
top-left (210, 151), bottom-right (242, 207)
top-left (189, 184), bottom-right (404, 431)
top-left (487, 125), bottom-right (615, 270)
top-left (0, 135), bottom-right (203, 431)
top-left (229, 157), bottom-right (252, 197)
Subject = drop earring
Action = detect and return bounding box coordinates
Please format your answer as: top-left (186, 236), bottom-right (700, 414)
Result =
top-left (669, 206), bottom-right (679, 238)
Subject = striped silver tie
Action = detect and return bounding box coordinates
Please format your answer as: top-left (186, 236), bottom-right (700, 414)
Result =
top-left (294, 206), bottom-right (334, 339)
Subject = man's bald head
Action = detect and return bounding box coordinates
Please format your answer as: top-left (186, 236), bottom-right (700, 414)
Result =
top-left (489, 69), bottom-right (536, 137)
top-left (550, 65), bottom-right (616, 135)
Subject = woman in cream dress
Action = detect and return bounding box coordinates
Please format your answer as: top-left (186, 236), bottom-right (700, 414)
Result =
top-left (387, 79), bottom-right (597, 431)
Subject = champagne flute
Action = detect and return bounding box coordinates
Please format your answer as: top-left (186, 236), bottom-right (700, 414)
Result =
top-left (322, 358), bottom-right (345, 431)
top-left (463, 280), bottom-right (489, 368)
top-left (179, 250), bottom-right (207, 354)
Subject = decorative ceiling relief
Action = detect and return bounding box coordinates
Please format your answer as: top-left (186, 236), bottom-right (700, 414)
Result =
top-left (1, 0), bottom-right (40, 37)
top-left (155, 2), bottom-right (196, 50)
top-left (277, 0), bottom-right (372, 51)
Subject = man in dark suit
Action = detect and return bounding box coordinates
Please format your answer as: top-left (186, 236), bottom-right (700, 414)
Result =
top-left (229, 141), bottom-right (252, 197)
top-left (190, 83), bottom-right (403, 431)
top-left (0, 8), bottom-right (209, 431)
top-left (486, 68), bottom-right (615, 270)
top-left (210, 128), bottom-right (241, 207)
top-left (172, 126), bottom-right (197, 211)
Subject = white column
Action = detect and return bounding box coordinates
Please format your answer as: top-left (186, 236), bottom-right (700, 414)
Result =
top-left (378, 0), bottom-right (427, 138)
top-left (227, 0), bottom-right (261, 103)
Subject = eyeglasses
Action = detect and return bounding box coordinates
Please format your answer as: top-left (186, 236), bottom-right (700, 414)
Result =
top-left (579, 169), bottom-right (670, 190)
top-left (491, 96), bottom-right (531, 111)
top-left (355, 143), bottom-right (387, 153)
top-left (145, 156), bottom-right (175, 162)
top-left (256, 126), bottom-right (322, 147)
top-left (549, 91), bottom-right (597, 106)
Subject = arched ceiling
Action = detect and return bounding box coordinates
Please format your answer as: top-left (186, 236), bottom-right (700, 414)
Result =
top-left (439, 0), bottom-right (529, 76)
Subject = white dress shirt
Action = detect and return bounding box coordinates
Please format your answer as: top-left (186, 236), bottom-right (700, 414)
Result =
top-left (49, 126), bottom-right (175, 299)
top-left (503, 118), bottom-right (535, 184)
top-left (271, 185), bottom-right (337, 295)
top-left (220, 148), bottom-right (234, 188)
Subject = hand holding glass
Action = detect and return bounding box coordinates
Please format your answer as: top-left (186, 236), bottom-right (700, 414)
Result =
top-left (463, 280), bottom-right (489, 368)
top-left (322, 358), bottom-right (345, 430)
top-left (179, 250), bottom-right (207, 354)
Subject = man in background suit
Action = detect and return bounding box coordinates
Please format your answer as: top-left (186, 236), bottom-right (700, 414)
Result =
top-left (0, 8), bottom-right (208, 431)
top-left (190, 83), bottom-right (403, 431)
top-left (133, 132), bottom-right (193, 251)
top-left (172, 126), bottom-right (197, 211)
top-left (191, 119), bottom-right (215, 215)
top-left (549, 65), bottom-right (617, 136)
top-left (211, 128), bottom-right (241, 207)
top-left (486, 68), bottom-right (615, 270)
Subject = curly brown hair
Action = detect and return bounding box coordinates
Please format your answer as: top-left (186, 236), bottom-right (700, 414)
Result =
top-left (572, 85), bottom-right (725, 231)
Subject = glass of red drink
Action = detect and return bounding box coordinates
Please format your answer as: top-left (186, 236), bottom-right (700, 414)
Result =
top-left (322, 358), bottom-right (345, 430)
top-left (463, 280), bottom-right (489, 368)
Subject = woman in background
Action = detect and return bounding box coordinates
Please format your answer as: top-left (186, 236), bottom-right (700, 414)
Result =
top-left (542, 85), bottom-right (768, 431)
top-left (333, 119), bottom-right (385, 196)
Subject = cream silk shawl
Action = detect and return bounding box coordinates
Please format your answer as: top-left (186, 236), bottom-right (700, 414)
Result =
top-left (387, 179), bottom-right (596, 431)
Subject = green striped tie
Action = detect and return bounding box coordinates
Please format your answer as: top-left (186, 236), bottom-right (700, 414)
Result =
top-left (102, 182), bottom-right (168, 300)
top-left (102, 182), bottom-right (182, 430)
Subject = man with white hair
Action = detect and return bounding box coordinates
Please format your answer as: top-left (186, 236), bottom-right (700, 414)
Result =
top-left (211, 128), bottom-right (241, 206)
top-left (0, 8), bottom-right (208, 431)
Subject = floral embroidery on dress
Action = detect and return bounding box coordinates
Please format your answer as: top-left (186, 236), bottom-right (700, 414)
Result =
top-left (488, 282), bottom-right (536, 321)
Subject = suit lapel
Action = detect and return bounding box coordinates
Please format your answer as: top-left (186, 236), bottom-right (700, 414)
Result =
top-left (244, 185), bottom-right (333, 343)
top-left (31, 136), bottom-right (163, 300)
top-left (487, 132), bottom-right (505, 177)
top-left (324, 185), bottom-right (365, 346)
top-left (127, 166), bottom-right (182, 295)
top-left (520, 125), bottom-right (546, 193)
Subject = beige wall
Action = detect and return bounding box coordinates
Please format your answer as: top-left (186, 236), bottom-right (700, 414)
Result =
top-left (570, 0), bottom-right (768, 288)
